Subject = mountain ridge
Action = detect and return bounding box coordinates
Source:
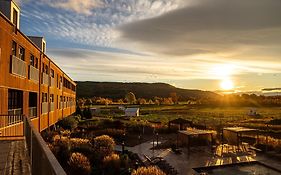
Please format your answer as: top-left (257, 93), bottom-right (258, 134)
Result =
top-left (76, 81), bottom-right (220, 100)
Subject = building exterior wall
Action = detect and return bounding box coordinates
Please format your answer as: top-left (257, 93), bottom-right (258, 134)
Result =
top-left (0, 10), bottom-right (76, 134)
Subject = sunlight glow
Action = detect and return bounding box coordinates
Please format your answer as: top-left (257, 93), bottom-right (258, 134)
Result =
top-left (211, 64), bottom-right (235, 79)
top-left (220, 79), bottom-right (234, 90)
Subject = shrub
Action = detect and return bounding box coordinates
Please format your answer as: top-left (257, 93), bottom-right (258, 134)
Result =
top-left (132, 166), bottom-right (166, 175)
top-left (69, 138), bottom-right (91, 151)
top-left (120, 154), bottom-right (129, 168)
top-left (93, 135), bottom-right (115, 159)
top-left (68, 152), bottom-right (91, 175)
top-left (52, 136), bottom-right (71, 163)
top-left (92, 129), bottom-right (125, 140)
top-left (103, 153), bottom-right (121, 174)
top-left (59, 116), bottom-right (79, 130)
top-left (83, 108), bottom-right (92, 119)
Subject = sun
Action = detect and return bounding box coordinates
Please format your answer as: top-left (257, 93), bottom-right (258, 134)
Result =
top-left (220, 79), bottom-right (234, 90)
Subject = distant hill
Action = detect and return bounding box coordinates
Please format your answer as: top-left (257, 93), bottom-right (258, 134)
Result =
top-left (76, 81), bottom-right (220, 100)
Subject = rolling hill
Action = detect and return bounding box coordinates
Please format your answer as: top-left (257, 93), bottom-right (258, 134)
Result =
top-left (76, 81), bottom-right (220, 100)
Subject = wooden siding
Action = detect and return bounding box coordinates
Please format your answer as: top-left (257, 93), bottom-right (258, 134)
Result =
top-left (0, 12), bottom-right (76, 134)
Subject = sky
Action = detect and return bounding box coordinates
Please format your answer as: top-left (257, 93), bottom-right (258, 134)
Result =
top-left (17, 0), bottom-right (281, 92)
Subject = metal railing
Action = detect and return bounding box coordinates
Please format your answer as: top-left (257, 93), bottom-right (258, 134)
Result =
top-left (50, 77), bottom-right (55, 87)
top-left (11, 55), bottom-right (27, 77)
top-left (50, 102), bottom-right (55, 112)
top-left (29, 107), bottom-right (37, 119)
top-left (0, 114), bottom-right (24, 137)
top-left (29, 65), bottom-right (39, 82)
top-left (24, 116), bottom-right (67, 175)
top-left (41, 102), bottom-right (48, 114)
top-left (42, 73), bottom-right (49, 85)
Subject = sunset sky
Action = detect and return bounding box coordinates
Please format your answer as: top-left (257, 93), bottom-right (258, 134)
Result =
top-left (17, 0), bottom-right (281, 91)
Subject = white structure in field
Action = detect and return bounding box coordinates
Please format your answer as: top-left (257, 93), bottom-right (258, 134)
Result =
top-left (248, 108), bottom-right (257, 116)
top-left (125, 108), bottom-right (139, 117)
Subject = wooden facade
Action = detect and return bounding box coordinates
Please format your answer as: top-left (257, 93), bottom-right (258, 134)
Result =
top-left (0, 1), bottom-right (76, 135)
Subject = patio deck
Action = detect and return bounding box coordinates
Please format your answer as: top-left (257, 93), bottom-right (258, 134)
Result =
top-left (0, 140), bottom-right (30, 175)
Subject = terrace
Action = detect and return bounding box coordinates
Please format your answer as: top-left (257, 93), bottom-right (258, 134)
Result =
top-left (0, 115), bottom-right (66, 175)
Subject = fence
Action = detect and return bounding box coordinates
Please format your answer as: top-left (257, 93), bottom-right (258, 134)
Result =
top-left (0, 114), bottom-right (66, 174)
top-left (0, 114), bottom-right (24, 137)
top-left (29, 107), bottom-right (37, 119)
top-left (24, 116), bottom-right (67, 175)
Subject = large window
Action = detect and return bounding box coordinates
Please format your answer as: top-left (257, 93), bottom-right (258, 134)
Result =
top-left (19, 46), bottom-right (25, 61)
top-left (12, 41), bottom-right (17, 56)
top-left (8, 89), bottom-right (23, 109)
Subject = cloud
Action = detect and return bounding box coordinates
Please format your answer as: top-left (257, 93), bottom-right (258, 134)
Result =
top-left (21, 0), bottom-right (185, 48)
top-left (118, 0), bottom-right (281, 59)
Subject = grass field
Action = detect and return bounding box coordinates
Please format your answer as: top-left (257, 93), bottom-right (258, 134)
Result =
top-left (87, 104), bottom-right (281, 138)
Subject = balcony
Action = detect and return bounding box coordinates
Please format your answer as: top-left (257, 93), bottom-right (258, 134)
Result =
top-left (0, 115), bottom-right (66, 174)
top-left (41, 102), bottom-right (48, 114)
top-left (50, 77), bottom-right (55, 87)
top-left (29, 66), bottom-right (39, 82)
top-left (42, 73), bottom-right (49, 86)
top-left (29, 107), bottom-right (37, 119)
top-left (11, 55), bottom-right (27, 78)
top-left (50, 102), bottom-right (55, 112)
top-left (60, 102), bottom-right (64, 109)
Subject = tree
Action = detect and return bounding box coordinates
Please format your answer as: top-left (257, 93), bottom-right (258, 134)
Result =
top-left (84, 98), bottom-right (92, 106)
top-left (138, 98), bottom-right (147, 105)
top-left (125, 92), bottom-right (136, 104)
top-left (170, 92), bottom-right (179, 104)
top-left (132, 166), bottom-right (166, 175)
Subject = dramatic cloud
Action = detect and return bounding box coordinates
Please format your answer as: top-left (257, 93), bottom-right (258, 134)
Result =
top-left (19, 0), bottom-right (281, 91)
top-left (118, 0), bottom-right (281, 60)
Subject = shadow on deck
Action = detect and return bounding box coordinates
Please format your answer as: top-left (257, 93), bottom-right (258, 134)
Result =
top-left (0, 140), bottom-right (30, 175)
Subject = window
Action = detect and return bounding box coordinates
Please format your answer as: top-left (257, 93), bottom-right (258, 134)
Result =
top-left (8, 89), bottom-right (23, 109)
top-left (57, 74), bottom-right (59, 88)
top-left (12, 41), bottom-right (17, 56)
top-left (12, 8), bottom-right (18, 27)
top-left (30, 54), bottom-right (35, 67)
top-left (19, 46), bottom-right (25, 61)
top-left (45, 64), bottom-right (48, 74)
top-left (35, 58), bottom-right (38, 68)
top-left (42, 42), bottom-right (46, 53)
top-left (50, 94), bottom-right (54, 102)
top-left (50, 69), bottom-right (54, 78)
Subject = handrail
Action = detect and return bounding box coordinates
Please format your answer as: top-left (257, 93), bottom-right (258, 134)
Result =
top-left (24, 116), bottom-right (67, 175)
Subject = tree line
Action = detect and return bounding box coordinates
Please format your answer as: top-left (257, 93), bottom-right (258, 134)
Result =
top-left (77, 92), bottom-right (281, 107)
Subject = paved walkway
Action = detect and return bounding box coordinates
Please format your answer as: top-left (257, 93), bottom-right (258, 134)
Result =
top-left (121, 140), bottom-right (265, 175)
top-left (121, 140), bottom-right (212, 175)
top-left (0, 140), bottom-right (31, 175)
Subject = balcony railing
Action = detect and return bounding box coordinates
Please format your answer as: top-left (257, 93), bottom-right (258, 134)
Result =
top-left (24, 116), bottom-right (67, 175)
top-left (42, 73), bottom-right (49, 85)
top-left (41, 102), bottom-right (48, 114)
top-left (60, 102), bottom-right (64, 109)
top-left (50, 102), bottom-right (55, 112)
top-left (8, 108), bottom-right (22, 116)
top-left (11, 55), bottom-right (27, 77)
top-left (50, 77), bottom-right (55, 87)
top-left (29, 65), bottom-right (39, 82)
top-left (29, 107), bottom-right (37, 119)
